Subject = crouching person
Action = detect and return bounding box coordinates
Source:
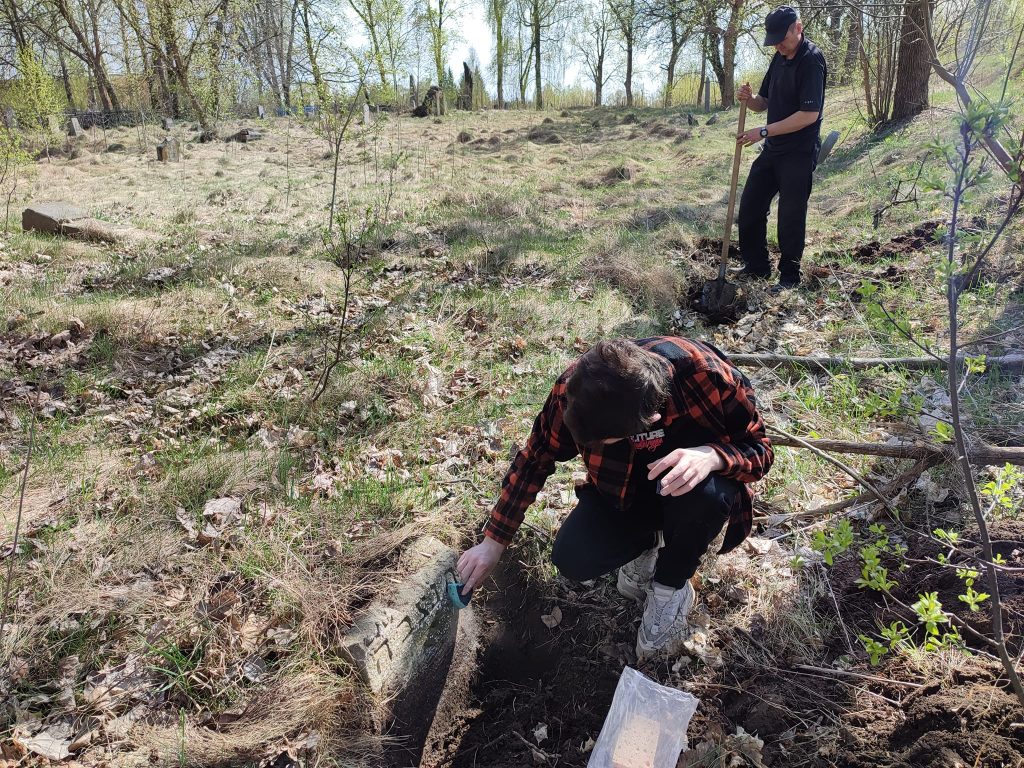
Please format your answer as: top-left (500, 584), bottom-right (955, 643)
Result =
top-left (457, 337), bottom-right (774, 658)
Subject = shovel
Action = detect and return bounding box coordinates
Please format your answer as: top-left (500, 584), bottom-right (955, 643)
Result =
top-left (698, 102), bottom-right (747, 319)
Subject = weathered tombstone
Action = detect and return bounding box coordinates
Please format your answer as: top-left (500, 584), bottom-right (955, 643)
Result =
top-left (156, 137), bottom-right (180, 162)
top-left (340, 537), bottom-right (461, 767)
top-left (362, 103), bottom-right (372, 126)
top-left (1, 106), bottom-right (15, 131)
top-left (22, 202), bottom-right (86, 235)
top-left (706, 112), bottom-right (719, 126)
top-left (257, 105), bottom-right (266, 119)
top-left (229, 128), bottom-right (261, 143)
top-left (818, 129), bottom-right (842, 165)
top-left (199, 129), bottom-right (217, 143)
top-left (161, 117), bottom-right (173, 131)
top-left (68, 117), bottom-right (84, 137)
top-left (686, 113), bottom-right (698, 127)
top-left (22, 202), bottom-right (121, 243)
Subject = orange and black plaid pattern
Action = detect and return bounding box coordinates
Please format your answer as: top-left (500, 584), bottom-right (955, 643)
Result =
top-left (483, 337), bottom-right (774, 552)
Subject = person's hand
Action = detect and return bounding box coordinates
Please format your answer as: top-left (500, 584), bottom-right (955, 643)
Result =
top-left (737, 82), bottom-right (753, 103)
top-left (647, 446), bottom-right (726, 497)
top-left (737, 126), bottom-right (764, 147)
top-left (457, 537), bottom-right (506, 594)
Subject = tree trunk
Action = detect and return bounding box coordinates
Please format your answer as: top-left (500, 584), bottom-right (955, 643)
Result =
top-left (57, 46), bottom-right (76, 110)
top-left (595, 59), bottom-right (603, 105)
top-left (533, 2), bottom-right (542, 109)
top-left (842, 7), bottom-right (862, 85)
top-left (890, 0), bottom-right (932, 122)
top-left (495, 15), bottom-right (504, 108)
top-left (624, 33), bottom-right (633, 106)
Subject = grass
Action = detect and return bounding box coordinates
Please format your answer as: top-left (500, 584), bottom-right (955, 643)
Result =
top-left (1, 75), bottom-right (1023, 765)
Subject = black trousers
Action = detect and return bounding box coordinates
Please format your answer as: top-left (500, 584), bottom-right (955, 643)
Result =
top-left (550, 475), bottom-right (740, 590)
top-left (737, 149), bottom-right (816, 283)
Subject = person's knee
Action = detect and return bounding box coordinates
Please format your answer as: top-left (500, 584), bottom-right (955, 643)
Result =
top-left (689, 474), bottom-right (741, 517)
top-left (551, 532), bottom-right (596, 582)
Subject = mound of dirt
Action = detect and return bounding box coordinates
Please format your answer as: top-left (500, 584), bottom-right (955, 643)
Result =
top-left (602, 162), bottom-right (640, 184)
top-left (827, 221), bottom-right (941, 262)
top-left (528, 126), bottom-right (563, 145)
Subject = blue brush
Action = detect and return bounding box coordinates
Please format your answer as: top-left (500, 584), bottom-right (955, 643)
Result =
top-left (447, 581), bottom-right (474, 609)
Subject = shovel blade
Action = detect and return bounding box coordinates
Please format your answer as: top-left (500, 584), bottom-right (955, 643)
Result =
top-left (699, 278), bottom-right (739, 316)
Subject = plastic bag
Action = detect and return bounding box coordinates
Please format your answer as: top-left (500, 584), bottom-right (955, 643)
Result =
top-left (587, 666), bottom-right (699, 768)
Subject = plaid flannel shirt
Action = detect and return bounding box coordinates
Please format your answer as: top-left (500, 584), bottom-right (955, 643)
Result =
top-left (483, 337), bottom-right (774, 553)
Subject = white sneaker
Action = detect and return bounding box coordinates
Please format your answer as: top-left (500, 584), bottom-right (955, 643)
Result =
top-left (636, 581), bottom-right (695, 659)
top-left (616, 533), bottom-right (663, 603)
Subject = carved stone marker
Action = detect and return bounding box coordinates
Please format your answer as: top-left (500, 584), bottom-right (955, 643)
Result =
top-left (362, 103), bottom-right (372, 126)
top-left (340, 536), bottom-right (460, 766)
top-left (161, 117), bottom-right (173, 131)
top-left (257, 105), bottom-right (266, 119)
top-left (68, 117), bottom-right (84, 137)
top-left (156, 137), bottom-right (180, 162)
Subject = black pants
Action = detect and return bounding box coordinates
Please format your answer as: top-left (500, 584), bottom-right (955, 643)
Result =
top-left (550, 475), bottom-right (740, 590)
top-left (737, 149), bottom-right (816, 283)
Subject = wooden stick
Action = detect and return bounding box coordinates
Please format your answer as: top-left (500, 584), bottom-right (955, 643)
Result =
top-left (792, 664), bottom-right (925, 689)
top-left (726, 352), bottom-right (1024, 373)
top-left (770, 425), bottom-right (899, 515)
top-left (767, 433), bottom-right (1024, 465)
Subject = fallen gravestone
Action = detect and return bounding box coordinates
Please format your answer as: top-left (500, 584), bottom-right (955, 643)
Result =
top-left (68, 117), bottom-right (84, 137)
top-left (161, 117), bottom-right (173, 131)
top-left (340, 536), bottom-right (463, 766)
top-left (156, 137), bottom-right (180, 162)
top-left (23, 202), bottom-right (119, 244)
top-left (229, 128), bottom-right (261, 143)
top-left (257, 105), bottom-right (266, 119)
top-left (706, 113), bottom-right (719, 126)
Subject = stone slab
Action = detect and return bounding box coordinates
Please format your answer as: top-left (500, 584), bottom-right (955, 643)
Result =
top-left (22, 202), bottom-right (87, 234)
top-left (257, 105), bottom-right (266, 119)
top-left (340, 536), bottom-right (461, 766)
top-left (68, 117), bottom-right (84, 137)
top-left (161, 117), bottom-right (173, 131)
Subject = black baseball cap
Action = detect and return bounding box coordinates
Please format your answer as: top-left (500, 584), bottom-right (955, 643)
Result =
top-left (764, 6), bottom-right (798, 45)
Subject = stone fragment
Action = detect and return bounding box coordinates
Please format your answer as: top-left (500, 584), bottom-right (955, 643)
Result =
top-left (363, 103), bottom-right (372, 126)
top-left (22, 202), bottom-right (87, 235)
top-left (257, 105), bottom-right (266, 119)
top-left (156, 137), bottom-right (180, 162)
top-left (68, 117), bottom-right (84, 137)
top-left (161, 117), bottom-right (173, 131)
top-left (818, 129), bottom-right (842, 165)
top-left (230, 128), bottom-right (261, 143)
top-left (706, 113), bottom-right (719, 126)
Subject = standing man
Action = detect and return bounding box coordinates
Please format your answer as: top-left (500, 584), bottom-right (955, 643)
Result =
top-left (734, 6), bottom-right (827, 292)
top-left (456, 338), bottom-right (773, 659)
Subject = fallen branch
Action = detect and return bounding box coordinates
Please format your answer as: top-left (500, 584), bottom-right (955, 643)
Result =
top-left (728, 352), bottom-right (1024, 373)
top-left (770, 426), bottom-right (899, 515)
top-left (756, 455), bottom-right (938, 523)
top-left (767, 433), bottom-right (1024, 466)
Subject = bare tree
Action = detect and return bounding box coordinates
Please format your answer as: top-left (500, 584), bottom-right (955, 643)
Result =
top-left (571, 0), bottom-right (616, 105)
top-left (518, 0), bottom-right (564, 108)
top-left (891, 0), bottom-right (934, 121)
top-left (642, 0), bottom-right (693, 107)
top-left (609, 0), bottom-right (642, 106)
top-left (485, 0), bottom-right (512, 107)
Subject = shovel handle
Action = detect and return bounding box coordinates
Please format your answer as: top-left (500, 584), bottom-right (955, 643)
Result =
top-left (719, 102), bottom-right (747, 280)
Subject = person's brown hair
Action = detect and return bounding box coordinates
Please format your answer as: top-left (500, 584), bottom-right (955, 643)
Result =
top-left (563, 340), bottom-right (669, 445)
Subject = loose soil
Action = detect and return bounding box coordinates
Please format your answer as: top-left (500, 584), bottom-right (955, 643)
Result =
top-left (421, 521), bottom-right (1024, 768)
